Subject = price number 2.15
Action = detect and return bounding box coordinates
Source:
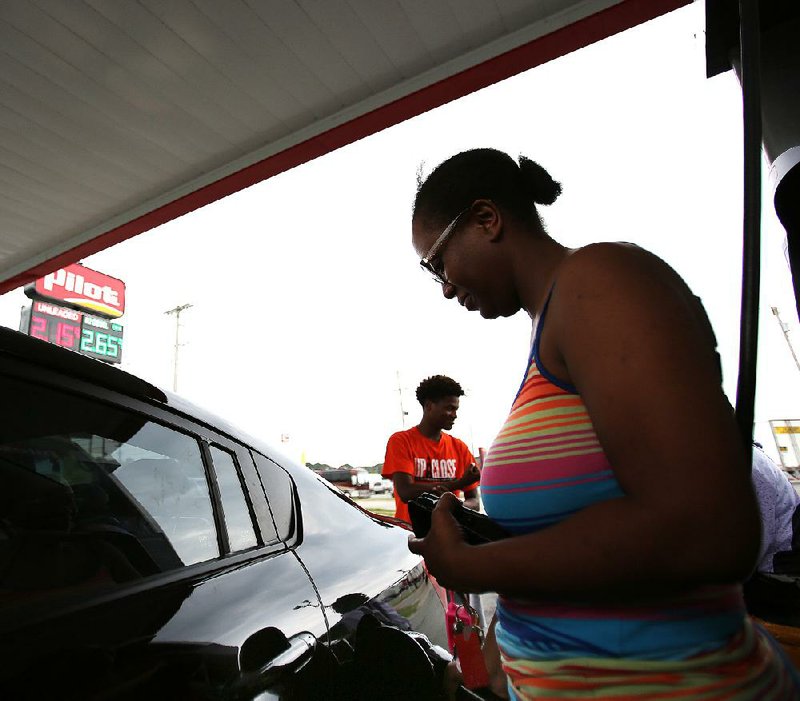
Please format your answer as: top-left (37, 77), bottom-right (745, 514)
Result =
top-left (30, 316), bottom-right (81, 350)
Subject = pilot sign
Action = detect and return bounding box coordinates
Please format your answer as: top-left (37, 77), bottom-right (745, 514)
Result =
top-left (20, 300), bottom-right (124, 364)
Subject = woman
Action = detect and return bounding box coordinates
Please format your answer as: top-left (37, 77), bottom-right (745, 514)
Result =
top-left (408, 148), bottom-right (799, 699)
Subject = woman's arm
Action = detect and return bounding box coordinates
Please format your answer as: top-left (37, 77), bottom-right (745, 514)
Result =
top-left (410, 244), bottom-right (760, 600)
top-left (483, 614), bottom-right (509, 698)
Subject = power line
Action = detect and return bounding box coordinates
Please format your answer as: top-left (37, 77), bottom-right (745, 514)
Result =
top-left (397, 370), bottom-right (408, 428)
top-left (165, 303), bottom-right (192, 392)
top-left (771, 306), bottom-right (800, 375)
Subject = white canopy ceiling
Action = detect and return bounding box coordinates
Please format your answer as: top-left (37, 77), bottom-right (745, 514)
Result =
top-left (0, 0), bottom-right (688, 293)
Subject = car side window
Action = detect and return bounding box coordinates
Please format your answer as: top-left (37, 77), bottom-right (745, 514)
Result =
top-left (0, 375), bottom-right (219, 608)
top-left (209, 446), bottom-right (258, 551)
top-left (252, 453), bottom-right (295, 541)
top-left (112, 425), bottom-right (219, 566)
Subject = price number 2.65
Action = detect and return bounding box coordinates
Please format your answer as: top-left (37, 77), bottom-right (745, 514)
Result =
top-left (81, 328), bottom-right (122, 358)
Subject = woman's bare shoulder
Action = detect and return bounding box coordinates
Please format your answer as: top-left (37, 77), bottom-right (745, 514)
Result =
top-left (562, 241), bottom-right (676, 275)
top-left (556, 242), bottom-right (691, 302)
top-left (547, 241), bottom-right (712, 361)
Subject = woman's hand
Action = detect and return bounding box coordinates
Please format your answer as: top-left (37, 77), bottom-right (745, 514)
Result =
top-left (408, 492), bottom-right (474, 590)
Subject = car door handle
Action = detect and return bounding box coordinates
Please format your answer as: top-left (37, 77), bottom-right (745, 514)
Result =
top-left (235, 631), bottom-right (317, 697)
top-left (260, 632), bottom-right (316, 678)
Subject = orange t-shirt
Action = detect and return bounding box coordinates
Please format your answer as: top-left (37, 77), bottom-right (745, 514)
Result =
top-left (381, 426), bottom-right (478, 522)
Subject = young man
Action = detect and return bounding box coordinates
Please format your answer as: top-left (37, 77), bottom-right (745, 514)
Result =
top-left (382, 375), bottom-right (480, 522)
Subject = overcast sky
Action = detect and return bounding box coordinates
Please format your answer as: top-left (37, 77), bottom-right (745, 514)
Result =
top-left (2, 3), bottom-right (799, 469)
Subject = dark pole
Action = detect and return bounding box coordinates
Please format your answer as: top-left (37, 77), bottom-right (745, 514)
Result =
top-left (733, 0), bottom-right (762, 451)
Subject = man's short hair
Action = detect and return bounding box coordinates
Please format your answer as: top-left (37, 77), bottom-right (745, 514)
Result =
top-left (416, 375), bottom-right (464, 406)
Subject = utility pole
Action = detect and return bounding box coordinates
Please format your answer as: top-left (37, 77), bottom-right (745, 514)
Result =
top-left (396, 370), bottom-right (408, 428)
top-left (165, 303), bottom-right (192, 392)
top-left (771, 306), bottom-right (800, 375)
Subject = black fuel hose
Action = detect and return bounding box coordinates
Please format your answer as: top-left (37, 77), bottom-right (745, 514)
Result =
top-left (733, 0), bottom-right (762, 452)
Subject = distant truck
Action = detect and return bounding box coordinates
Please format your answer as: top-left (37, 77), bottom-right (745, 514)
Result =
top-left (317, 467), bottom-right (372, 499)
top-left (367, 473), bottom-right (393, 495)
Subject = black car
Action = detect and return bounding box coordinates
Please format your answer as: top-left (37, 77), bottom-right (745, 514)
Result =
top-left (0, 326), bottom-right (453, 700)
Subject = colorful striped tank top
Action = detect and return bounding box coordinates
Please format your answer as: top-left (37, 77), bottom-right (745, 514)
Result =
top-left (480, 291), bottom-right (746, 662)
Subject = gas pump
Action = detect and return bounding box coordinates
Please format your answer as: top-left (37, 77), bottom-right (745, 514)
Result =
top-left (706, 1), bottom-right (800, 442)
top-left (706, 0), bottom-right (800, 663)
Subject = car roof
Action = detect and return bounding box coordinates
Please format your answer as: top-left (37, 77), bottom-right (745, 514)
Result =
top-left (0, 324), bottom-right (166, 402)
top-left (0, 325), bottom-right (267, 451)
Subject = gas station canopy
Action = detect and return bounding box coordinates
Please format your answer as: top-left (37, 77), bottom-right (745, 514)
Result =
top-left (0, 0), bottom-right (688, 294)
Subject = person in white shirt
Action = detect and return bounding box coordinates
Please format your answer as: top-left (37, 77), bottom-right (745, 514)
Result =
top-left (751, 443), bottom-right (800, 573)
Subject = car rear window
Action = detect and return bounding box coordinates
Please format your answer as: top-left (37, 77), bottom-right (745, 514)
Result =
top-left (209, 446), bottom-right (258, 551)
top-left (252, 452), bottom-right (295, 541)
top-left (0, 374), bottom-right (220, 609)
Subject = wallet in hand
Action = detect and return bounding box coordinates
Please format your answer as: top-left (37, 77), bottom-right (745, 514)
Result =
top-left (408, 492), bottom-right (510, 545)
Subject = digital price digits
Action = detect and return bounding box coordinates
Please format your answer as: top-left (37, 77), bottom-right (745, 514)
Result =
top-left (80, 327), bottom-right (122, 359)
top-left (23, 301), bottom-right (123, 364)
top-left (29, 315), bottom-right (82, 349)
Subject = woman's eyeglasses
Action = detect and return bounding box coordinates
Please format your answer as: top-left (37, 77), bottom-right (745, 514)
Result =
top-left (419, 207), bottom-right (470, 285)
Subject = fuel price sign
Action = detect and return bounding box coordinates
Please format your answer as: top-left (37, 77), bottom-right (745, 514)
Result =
top-left (20, 301), bottom-right (124, 364)
top-left (80, 314), bottom-right (124, 363)
top-left (21, 301), bottom-right (83, 351)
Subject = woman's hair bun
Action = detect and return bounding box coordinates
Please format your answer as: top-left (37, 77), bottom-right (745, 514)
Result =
top-left (518, 155), bottom-right (562, 205)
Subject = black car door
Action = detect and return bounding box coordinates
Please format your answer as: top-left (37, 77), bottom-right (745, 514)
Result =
top-left (250, 449), bottom-right (452, 700)
top-left (0, 364), bottom-right (327, 700)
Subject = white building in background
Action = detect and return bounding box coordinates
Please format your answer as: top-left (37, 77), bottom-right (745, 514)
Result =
top-left (770, 419), bottom-right (800, 475)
